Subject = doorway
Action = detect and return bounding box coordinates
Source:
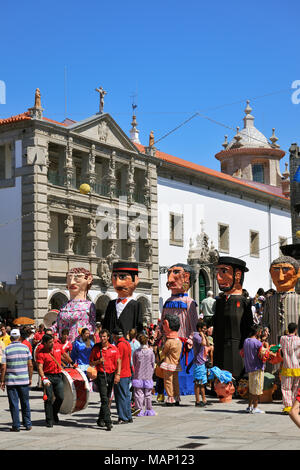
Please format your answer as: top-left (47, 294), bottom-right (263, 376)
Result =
top-left (199, 271), bottom-right (207, 303)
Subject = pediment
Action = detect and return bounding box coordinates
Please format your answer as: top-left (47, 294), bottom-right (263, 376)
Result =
top-left (68, 113), bottom-right (139, 153)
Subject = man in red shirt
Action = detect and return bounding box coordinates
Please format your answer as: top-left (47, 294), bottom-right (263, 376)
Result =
top-left (35, 334), bottom-right (73, 427)
top-left (33, 328), bottom-right (59, 390)
top-left (112, 328), bottom-right (133, 424)
top-left (33, 324), bottom-right (45, 347)
top-left (57, 329), bottom-right (72, 356)
top-left (20, 328), bottom-right (33, 354)
top-left (90, 329), bottom-right (121, 431)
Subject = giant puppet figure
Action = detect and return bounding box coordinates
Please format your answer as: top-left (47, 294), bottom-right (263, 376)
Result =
top-left (160, 263), bottom-right (198, 395)
top-left (264, 255), bottom-right (300, 346)
top-left (213, 256), bottom-right (253, 379)
top-left (102, 261), bottom-right (143, 336)
top-left (51, 267), bottom-right (96, 343)
top-left (161, 263), bottom-right (198, 339)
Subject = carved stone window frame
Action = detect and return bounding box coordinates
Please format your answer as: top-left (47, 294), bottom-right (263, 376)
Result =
top-left (218, 222), bottom-right (229, 254)
top-left (250, 229), bottom-right (260, 258)
top-left (279, 236), bottom-right (288, 256)
top-left (0, 141), bottom-right (13, 182)
top-left (169, 212), bottom-right (184, 247)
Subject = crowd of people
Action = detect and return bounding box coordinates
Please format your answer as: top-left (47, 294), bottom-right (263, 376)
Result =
top-left (1, 288), bottom-right (299, 433)
top-left (0, 319), bottom-right (177, 431)
top-left (0, 257), bottom-right (300, 434)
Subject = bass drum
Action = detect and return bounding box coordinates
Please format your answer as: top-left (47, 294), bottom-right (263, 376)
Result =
top-left (60, 367), bottom-right (90, 414)
top-left (43, 309), bottom-right (59, 328)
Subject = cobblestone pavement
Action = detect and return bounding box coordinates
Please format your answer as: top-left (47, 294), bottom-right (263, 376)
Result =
top-left (0, 373), bottom-right (299, 452)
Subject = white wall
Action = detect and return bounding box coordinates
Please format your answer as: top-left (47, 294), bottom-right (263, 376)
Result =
top-left (0, 140), bottom-right (22, 284)
top-left (157, 176), bottom-right (291, 302)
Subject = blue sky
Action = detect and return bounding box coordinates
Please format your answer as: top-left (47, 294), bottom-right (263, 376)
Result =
top-left (1, 0), bottom-right (300, 172)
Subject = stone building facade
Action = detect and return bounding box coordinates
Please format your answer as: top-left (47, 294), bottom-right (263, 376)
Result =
top-left (0, 93), bottom-right (159, 324)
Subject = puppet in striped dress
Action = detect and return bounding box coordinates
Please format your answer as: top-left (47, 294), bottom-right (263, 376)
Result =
top-left (280, 323), bottom-right (300, 413)
top-left (159, 264), bottom-right (198, 396)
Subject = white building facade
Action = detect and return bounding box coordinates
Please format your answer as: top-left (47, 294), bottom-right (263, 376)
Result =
top-left (157, 176), bottom-right (291, 307)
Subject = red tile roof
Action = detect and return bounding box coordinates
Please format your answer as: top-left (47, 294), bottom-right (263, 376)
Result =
top-left (0, 111), bottom-right (31, 125)
top-left (42, 116), bottom-right (68, 126)
top-left (0, 113), bottom-right (72, 127)
top-left (135, 143), bottom-right (289, 201)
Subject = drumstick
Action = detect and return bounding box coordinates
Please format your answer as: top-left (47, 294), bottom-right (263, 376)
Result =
top-left (100, 347), bottom-right (108, 387)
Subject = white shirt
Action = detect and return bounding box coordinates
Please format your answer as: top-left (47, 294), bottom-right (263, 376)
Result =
top-left (115, 296), bottom-right (133, 319)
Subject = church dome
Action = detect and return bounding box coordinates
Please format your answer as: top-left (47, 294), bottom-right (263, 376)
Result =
top-left (227, 125), bottom-right (271, 149)
top-left (226, 101), bottom-right (274, 150)
top-left (215, 101), bottom-right (285, 188)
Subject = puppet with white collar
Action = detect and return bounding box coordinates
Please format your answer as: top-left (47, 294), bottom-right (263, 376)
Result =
top-left (102, 261), bottom-right (143, 336)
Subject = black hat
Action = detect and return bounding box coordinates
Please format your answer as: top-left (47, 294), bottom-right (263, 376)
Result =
top-left (217, 256), bottom-right (249, 272)
top-left (112, 328), bottom-right (123, 336)
top-left (112, 261), bottom-right (139, 275)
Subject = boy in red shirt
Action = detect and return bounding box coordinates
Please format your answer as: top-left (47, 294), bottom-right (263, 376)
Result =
top-left (33, 324), bottom-right (45, 346)
top-left (112, 329), bottom-right (133, 424)
top-left (90, 329), bottom-right (121, 431)
top-left (58, 329), bottom-right (72, 356)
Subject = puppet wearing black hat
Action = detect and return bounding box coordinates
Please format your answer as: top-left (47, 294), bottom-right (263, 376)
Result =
top-left (212, 256), bottom-right (253, 379)
top-left (102, 262), bottom-right (143, 336)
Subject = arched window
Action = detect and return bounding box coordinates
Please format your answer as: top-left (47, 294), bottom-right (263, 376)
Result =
top-left (49, 292), bottom-right (68, 310)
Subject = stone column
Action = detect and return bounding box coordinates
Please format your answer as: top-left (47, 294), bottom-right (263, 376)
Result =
top-left (97, 258), bottom-right (111, 289)
top-left (106, 150), bottom-right (116, 199)
top-left (145, 240), bottom-right (153, 265)
top-left (64, 137), bottom-right (75, 188)
top-left (106, 240), bottom-right (119, 269)
top-left (86, 144), bottom-right (97, 191)
top-left (87, 216), bottom-right (98, 257)
top-left (106, 221), bottom-right (119, 268)
top-left (127, 157), bottom-right (135, 205)
top-left (127, 240), bottom-right (136, 262)
top-left (47, 209), bottom-right (52, 252)
top-left (145, 146), bottom-right (156, 158)
top-left (64, 214), bottom-right (75, 255)
top-left (144, 164), bottom-right (151, 207)
top-left (127, 220), bottom-right (136, 262)
top-left (148, 162), bottom-right (159, 320)
top-left (21, 132), bottom-right (49, 321)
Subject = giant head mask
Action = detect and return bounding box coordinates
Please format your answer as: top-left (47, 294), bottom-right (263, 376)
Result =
top-left (66, 267), bottom-right (93, 300)
top-left (269, 256), bottom-right (300, 293)
top-left (166, 263), bottom-right (196, 296)
top-left (112, 261), bottom-right (140, 298)
top-left (216, 256), bottom-right (248, 295)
